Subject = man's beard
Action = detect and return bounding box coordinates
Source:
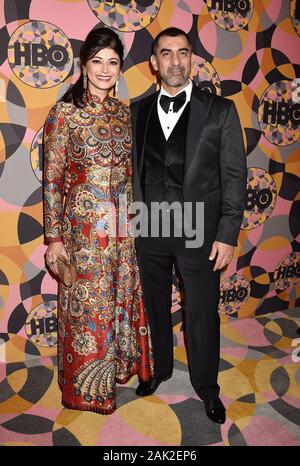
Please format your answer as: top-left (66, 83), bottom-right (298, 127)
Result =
top-left (160, 66), bottom-right (190, 88)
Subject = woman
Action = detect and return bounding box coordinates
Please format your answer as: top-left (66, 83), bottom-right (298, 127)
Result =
top-left (43, 27), bottom-right (153, 414)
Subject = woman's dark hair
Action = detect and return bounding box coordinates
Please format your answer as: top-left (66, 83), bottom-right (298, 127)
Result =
top-left (62, 27), bottom-right (124, 107)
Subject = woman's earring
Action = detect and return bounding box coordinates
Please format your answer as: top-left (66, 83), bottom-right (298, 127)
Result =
top-left (114, 79), bottom-right (119, 97)
top-left (83, 72), bottom-right (87, 90)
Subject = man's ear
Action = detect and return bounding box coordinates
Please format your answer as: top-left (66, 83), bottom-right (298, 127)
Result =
top-left (151, 54), bottom-right (158, 71)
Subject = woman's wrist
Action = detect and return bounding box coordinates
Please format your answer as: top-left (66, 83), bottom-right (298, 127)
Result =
top-left (45, 237), bottom-right (63, 244)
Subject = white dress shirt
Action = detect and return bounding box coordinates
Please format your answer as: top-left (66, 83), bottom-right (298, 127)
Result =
top-left (157, 80), bottom-right (193, 140)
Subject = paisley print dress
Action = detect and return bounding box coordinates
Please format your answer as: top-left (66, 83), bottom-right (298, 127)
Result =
top-left (43, 92), bottom-right (153, 414)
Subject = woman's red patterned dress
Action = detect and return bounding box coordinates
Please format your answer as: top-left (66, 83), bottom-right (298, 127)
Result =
top-left (43, 92), bottom-right (153, 414)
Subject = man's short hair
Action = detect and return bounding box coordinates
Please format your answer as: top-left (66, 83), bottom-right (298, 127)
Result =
top-left (151, 27), bottom-right (193, 55)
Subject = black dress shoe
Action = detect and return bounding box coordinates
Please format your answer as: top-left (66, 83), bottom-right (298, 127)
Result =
top-left (204, 398), bottom-right (226, 424)
top-left (136, 376), bottom-right (171, 397)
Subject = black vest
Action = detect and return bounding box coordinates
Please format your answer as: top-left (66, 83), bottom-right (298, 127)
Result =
top-left (143, 103), bottom-right (190, 205)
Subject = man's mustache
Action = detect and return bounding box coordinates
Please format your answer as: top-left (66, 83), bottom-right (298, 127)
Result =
top-left (168, 66), bottom-right (185, 74)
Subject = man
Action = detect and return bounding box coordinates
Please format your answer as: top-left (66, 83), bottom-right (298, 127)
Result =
top-left (130, 27), bottom-right (247, 424)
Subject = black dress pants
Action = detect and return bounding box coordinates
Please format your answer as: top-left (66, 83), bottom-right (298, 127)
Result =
top-left (136, 236), bottom-right (221, 402)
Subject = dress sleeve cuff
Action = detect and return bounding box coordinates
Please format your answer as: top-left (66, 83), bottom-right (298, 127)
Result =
top-left (45, 237), bottom-right (63, 244)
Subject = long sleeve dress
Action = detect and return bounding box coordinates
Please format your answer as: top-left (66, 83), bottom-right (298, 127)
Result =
top-left (43, 91), bottom-right (153, 414)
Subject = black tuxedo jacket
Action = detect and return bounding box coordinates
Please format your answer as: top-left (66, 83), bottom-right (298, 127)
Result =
top-left (130, 84), bottom-right (247, 250)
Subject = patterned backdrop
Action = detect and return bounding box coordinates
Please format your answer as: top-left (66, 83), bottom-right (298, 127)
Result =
top-left (0, 0), bottom-right (299, 364)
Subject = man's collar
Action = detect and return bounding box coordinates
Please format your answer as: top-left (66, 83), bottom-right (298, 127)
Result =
top-left (159, 80), bottom-right (193, 100)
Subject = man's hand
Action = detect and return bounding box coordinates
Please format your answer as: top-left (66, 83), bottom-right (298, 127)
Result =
top-left (209, 241), bottom-right (234, 271)
top-left (64, 169), bottom-right (71, 194)
top-left (45, 241), bottom-right (68, 276)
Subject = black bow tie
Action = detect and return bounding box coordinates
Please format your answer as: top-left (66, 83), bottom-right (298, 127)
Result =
top-left (159, 90), bottom-right (186, 113)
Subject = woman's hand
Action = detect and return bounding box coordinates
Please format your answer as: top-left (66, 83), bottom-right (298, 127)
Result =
top-left (45, 241), bottom-right (68, 276)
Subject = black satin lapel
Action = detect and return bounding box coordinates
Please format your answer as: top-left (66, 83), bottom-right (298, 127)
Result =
top-left (184, 89), bottom-right (211, 177)
top-left (136, 94), bottom-right (158, 177)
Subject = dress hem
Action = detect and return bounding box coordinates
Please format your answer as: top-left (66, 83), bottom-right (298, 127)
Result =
top-left (61, 400), bottom-right (116, 415)
top-left (59, 368), bottom-right (152, 415)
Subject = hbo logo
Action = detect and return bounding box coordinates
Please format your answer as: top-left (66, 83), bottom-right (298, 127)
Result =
top-left (14, 42), bottom-right (69, 67)
top-left (246, 188), bottom-right (273, 211)
top-left (275, 264), bottom-right (300, 280)
top-left (263, 101), bottom-right (300, 126)
top-left (29, 316), bottom-right (57, 336)
top-left (220, 287), bottom-right (248, 304)
top-left (8, 21), bottom-right (73, 88)
top-left (211, 0), bottom-right (251, 14)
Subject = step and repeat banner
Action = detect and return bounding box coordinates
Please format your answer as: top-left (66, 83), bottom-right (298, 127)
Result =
top-left (0, 0), bottom-right (299, 363)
